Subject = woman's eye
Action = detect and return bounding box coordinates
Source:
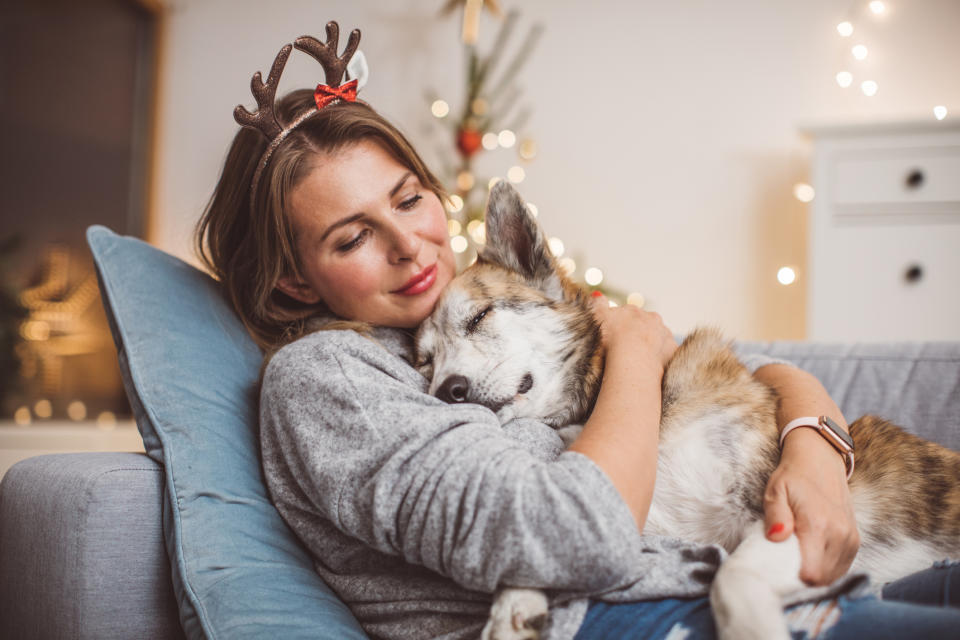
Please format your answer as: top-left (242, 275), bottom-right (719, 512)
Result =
top-left (337, 229), bottom-right (370, 252)
top-left (468, 305), bottom-right (492, 332)
top-left (398, 194), bottom-right (423, 211)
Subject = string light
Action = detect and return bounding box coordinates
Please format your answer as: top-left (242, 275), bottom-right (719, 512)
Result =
top-left (507, 166), bottom-right (526, 183)
top-left (793, 183), bottom-right (816, 203)
top-left (627, 293), bottom-right (646, 308)
top-left (584, 267), bottom-right (604, 286)
top-left (431, 100), bottom-right (450, 118)
top-left (448, 219), bottom-right (462, 237)
top-left (14, 406), bottom-right (31, 426)
top-left (67, 400), bottom-right (87, 421)
top-left (777, 267), bottom-right (797, 286)
top-left (547, 237), bottom-right (565, 257)
top-left (934, 106), bottom-right (948, 120)
top-left (498, 129), bottom-right (516, 148)
top-left (836, 21), bottom-right (854, 37)
top-left (526, 203), bottom-right (539, 217)
top-left (869, 1), bottom-right (885, 15)
top-left (559, 257), bottom-right (576, 275)
top-left (851, 44), bottom-right (868, 60)
top-left (446, 194), bottom-right (464, 213)
top-left (97, 411), bottom-right (117, 430)
top-left (488, 177), bottom-right (501, 189)
top-left (861, 80), bottom-right (879, 96)
top-left (471, 98), bottom-right (488, 115)
top-left (34, 399), bottom-right (52, 419)
top-left (836, 71), bottom-right (853, 88)
top-left (467, 220), bottom-right (486, 244)
top-left (519, 139), bottom-right (537, 160)
top-left (457, 171), bottom-right (475, 191)
top-left (451, 235), bottom-right (469, 253)
top-left (482, 132), bottom-right (499, 150)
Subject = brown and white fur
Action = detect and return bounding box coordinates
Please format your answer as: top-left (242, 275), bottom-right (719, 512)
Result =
top-left (415, 181), bottom-right (960, 640)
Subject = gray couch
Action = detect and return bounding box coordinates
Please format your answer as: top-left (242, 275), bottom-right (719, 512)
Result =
top-left (1, 340), bottom-right (958, 639)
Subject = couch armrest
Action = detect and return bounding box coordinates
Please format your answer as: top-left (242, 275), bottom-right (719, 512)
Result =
top-left (0, 452), bottom-right (185, 640)
top-left (736, 340), bottom-right (960, 451)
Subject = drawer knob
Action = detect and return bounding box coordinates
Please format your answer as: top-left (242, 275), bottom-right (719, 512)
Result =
top-left (905, 169), bottom-right (925, 190)
top-left (904, 263), bottom-right (924, 284)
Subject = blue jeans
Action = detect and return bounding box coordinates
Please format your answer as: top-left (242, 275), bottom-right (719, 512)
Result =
top-left (574, 562), bottom-right (960, 639)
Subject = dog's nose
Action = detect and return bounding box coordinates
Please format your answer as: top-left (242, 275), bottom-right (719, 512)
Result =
top-left (436, 375), bottom-right (470, 403)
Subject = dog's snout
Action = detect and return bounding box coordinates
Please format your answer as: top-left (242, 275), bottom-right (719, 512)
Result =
top-left (436, 375), bottom-right (470, 404)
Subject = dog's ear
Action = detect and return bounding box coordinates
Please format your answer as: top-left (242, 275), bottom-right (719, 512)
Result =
top-left (479, 181), bottom-right (563, 298)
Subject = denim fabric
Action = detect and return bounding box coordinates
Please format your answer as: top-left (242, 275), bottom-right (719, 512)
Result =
top-left (882, 560), bottom-right (960, 608)
top-left (575, 563), bottom-right (960, 640)
top-left (87, 226), bottom-right (368, 640)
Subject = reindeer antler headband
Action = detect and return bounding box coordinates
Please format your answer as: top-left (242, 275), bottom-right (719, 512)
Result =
top-left (234, 22), bottom-right (367, 206)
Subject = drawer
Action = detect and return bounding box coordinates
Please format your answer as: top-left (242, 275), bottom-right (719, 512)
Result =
top-left (808, 222), bottom-right (960, 341)
top-left (831, 146), bottom-right (960, 207)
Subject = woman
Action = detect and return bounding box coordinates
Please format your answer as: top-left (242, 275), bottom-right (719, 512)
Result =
top-left (196, 59), bottom-right (959, 639)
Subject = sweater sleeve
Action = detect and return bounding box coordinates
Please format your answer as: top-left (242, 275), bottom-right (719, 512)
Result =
top-left (260, 331), bottom-right (647, 594)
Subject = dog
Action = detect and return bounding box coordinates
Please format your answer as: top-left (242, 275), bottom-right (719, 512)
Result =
top-left (414, 181), bottom-right (960, 640)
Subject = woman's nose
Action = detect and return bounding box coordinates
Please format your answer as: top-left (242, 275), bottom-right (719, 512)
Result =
top-left (387, 225), bottom-right (422, 263)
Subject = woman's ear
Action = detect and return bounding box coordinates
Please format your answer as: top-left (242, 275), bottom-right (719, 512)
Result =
top-left (275, 275), bottom-right (323, 304)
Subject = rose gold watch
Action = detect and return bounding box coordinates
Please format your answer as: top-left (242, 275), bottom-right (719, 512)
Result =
top-left (779, 415), bottom-right (855, 479)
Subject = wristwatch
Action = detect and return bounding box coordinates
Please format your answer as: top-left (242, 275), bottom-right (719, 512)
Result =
top-left (779, 415), bottom-right (855, 480)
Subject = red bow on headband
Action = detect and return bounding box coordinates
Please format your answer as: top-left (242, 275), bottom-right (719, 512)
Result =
top-left (314, 78), bottom-right (358, 109)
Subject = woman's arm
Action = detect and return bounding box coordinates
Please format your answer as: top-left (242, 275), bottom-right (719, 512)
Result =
top-left (567, 295), bottom-right (677, 530)
top-left (753, 363), bottom-right (861, 585)
top-left (260, 329), bottom-right (668, 594)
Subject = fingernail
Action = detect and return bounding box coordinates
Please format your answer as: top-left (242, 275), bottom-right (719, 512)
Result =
top-left (591, 290), bottom-right (603, 298)
top-left (767, 523), bottom-right (785, 536)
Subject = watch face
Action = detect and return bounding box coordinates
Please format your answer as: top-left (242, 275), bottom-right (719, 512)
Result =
top-left (821, 415), bottom-right (854, 449)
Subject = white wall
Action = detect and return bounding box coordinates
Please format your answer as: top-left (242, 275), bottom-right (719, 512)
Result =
top-left (152, 0), bottom-right (960, 340)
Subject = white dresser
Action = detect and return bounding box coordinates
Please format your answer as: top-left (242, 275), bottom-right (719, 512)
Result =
top-left (806, 121), bottom-right (960, 341)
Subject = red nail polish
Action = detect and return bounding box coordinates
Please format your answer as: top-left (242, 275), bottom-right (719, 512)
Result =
top-left (768, 523), bottom-right (785, 536)
top-left (591, 290), bottom-right (603, 298)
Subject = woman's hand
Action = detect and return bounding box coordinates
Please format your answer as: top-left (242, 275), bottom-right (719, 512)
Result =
top-left (763, 428), bottom-right (860, 585)
top-left (753, 364), bottom-right (861, 585)
top-left (589, 293), bottom-right (677, 373)
top-left (567, 293), bottom-right (676, 530)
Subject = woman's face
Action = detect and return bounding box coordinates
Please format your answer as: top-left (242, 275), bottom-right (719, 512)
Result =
top-left (277, 139), bottom-right (456, 328)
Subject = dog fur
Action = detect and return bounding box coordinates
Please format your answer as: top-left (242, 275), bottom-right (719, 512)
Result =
top-left (415, 181), bottom-right (960, 640)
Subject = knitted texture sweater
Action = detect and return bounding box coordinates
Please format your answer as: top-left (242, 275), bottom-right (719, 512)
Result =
top-left (259, 327), bottom-right (797, 640)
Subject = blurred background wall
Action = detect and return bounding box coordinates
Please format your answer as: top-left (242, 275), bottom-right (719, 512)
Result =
top-left (152, 0), bottom-right (960, 340)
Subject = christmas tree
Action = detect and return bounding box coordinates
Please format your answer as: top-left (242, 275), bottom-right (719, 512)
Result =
top-left (429, 1), bottom-right (637, 305)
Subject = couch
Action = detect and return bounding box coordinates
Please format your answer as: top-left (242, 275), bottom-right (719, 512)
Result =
top-left (1, 227), bottom-right (958, 639)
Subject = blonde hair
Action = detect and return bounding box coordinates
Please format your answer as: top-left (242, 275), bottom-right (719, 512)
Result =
top-left (196, 90), bottom-right (446, 351)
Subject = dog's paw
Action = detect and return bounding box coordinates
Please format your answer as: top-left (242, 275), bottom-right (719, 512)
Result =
top-left (481, 588), bottom-right (549, 640)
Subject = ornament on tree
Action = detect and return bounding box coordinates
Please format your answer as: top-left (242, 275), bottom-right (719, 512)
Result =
top-left (456, 127), bottom-right (483, 157)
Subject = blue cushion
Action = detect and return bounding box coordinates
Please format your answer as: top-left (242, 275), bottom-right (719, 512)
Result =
top-left (87, 226), bottom-right (369, 640)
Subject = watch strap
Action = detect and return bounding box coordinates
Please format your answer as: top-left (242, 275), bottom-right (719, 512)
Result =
top-left (780, 416), bottom-right (855, 480)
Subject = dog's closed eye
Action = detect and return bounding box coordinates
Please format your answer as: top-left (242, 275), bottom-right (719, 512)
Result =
top-left (467, 305), bottom-right (492, 333)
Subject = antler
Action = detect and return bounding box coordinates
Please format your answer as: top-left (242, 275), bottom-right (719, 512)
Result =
top-left (233, 43), bottom-right (293, 139)
top-left (294, 21), bottom-right (361, 87)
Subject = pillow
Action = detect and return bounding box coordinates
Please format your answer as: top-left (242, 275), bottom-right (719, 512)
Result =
top-left (87, 226), bottom-right (368, 640)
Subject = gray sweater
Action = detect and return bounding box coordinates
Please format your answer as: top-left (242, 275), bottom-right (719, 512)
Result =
top-left (259, 327), bottom-right (791, 640)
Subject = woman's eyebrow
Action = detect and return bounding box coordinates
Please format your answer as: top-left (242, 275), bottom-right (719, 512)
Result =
top-left (389, 171), bottom-right (413, 197)
top-left (319, 213), bottom-right (365, 244)
top-left (317, 172), bottom-right (414, 244)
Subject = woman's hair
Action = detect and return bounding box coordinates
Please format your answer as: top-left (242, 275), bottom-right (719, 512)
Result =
top-left (196, 89), bottom-right (447, 351)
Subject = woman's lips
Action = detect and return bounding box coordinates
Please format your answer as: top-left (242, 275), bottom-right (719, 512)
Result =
top-left (392, 263), bottom-right (438, 295)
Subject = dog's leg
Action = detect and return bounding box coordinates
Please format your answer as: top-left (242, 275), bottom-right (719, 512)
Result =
top-left (481, 588), bottom-right (549, 640)
top-left (710, 520), bottom-right (805, 640)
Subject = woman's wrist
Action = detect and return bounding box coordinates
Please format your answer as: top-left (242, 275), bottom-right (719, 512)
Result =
top-left (780, 426), bottom-right (848, 478)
